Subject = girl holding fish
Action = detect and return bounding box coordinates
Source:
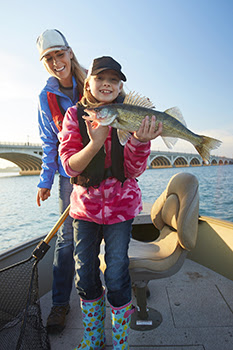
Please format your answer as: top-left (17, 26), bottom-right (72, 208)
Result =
top-left (58, 56), bottom-right (162, 349)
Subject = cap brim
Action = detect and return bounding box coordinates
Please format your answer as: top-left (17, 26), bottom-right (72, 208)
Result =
top-left (119, 73), bottom-right (127, 82)
top-left (92, 68), bottom-right (127, 82)
top-left (40, 46), bottom-right (67, 60)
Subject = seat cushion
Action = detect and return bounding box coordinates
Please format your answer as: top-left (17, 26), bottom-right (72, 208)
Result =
top-left (151, 172), bottom-right (199, 250)
top-left (161, 194), bottom-right (179, 230)
top-left (128, 226), bottom-right (183, 271)
top-left (99, 227), bottom-right (183, 274)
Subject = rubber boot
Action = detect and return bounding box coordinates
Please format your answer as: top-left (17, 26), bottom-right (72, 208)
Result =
top-left (110, 301), bottom-right (134, 350)
top-left (74, 290), bottom-right (106, 350)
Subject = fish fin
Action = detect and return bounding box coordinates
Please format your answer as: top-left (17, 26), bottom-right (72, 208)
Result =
top-left (123, 91), bottom-right (155, 109)
top-left (117, 129), bottom-right (131, 145)
top-left (164, 107), bottom-right (187, 127)
top-left (195, 136), bottom-right (222, 164)
top-left (162, 136), bottom-right (178, 149)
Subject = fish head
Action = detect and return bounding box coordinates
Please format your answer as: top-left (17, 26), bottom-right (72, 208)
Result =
top-left (84, 106), bottom-right (118, 126)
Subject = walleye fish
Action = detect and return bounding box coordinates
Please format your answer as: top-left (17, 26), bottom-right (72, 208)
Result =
top-left (84, 91), bottom-right (221, 163)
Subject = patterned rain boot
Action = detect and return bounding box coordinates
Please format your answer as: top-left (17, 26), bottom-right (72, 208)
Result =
top-left (110, 301), bottom-right (134, 350)
top-left (74, 290), bottom-right (106, 350)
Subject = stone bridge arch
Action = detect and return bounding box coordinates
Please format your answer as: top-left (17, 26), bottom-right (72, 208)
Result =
top-left (150, 155), bottom-right (172, 168)
top-left (211, 159), bottom-right (218, 165)
top-left (173, 156), bottom-right (188, 167)
top-left (190, 157), bottom-right (201, 166)
top-left (0, 144), bottom-right (42, 175)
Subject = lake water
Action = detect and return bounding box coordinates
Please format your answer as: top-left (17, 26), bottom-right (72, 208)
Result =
top-left (0, 165), bottom-right (233, 253)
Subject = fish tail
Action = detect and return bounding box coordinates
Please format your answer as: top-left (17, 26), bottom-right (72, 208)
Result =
top-left (195, 136), bottom-right (222, 163)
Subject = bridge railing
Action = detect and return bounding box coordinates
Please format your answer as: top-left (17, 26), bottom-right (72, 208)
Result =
top-left (0, 142), bottom-right (42, 147)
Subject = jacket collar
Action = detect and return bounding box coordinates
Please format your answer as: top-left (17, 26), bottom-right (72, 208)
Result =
top-left (45, 76), bottom-right (77, 96)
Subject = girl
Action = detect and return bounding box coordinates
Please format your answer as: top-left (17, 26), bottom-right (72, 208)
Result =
top-left (59, 56), bottom-right (162, 349)
top-left (36, 29), bottom-right (86, 333)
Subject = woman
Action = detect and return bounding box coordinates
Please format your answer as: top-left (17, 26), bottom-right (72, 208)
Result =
top-left (36, 29), bottom-right (86, 333)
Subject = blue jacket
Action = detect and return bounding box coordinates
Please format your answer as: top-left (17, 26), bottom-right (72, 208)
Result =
top-left (38, 76), bottom-right (79, 190)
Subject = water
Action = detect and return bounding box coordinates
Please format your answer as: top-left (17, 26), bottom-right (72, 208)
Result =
top-left (0, 166), bottom-right (233, 253)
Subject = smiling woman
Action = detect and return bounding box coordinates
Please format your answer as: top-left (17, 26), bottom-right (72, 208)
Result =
top-left (43, 49), bottom-right (74, 87)
top-left (36, 28), bottom-right (86, 334)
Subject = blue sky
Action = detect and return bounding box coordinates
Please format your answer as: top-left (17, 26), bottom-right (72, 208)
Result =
top-left (0, 0), bottom-right (233, 167)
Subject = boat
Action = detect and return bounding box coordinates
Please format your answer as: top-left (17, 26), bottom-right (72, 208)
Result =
top-left (1, 174), bottom-right (233, 349)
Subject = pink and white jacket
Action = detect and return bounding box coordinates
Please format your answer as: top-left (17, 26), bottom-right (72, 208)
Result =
top-left (59, 105), bottom-right (151, 225)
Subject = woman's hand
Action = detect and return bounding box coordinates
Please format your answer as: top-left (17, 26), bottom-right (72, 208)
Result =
top-left (36, 188), bottom-right (51, 207)
top-left (134, 115), bottom-right (162, 142)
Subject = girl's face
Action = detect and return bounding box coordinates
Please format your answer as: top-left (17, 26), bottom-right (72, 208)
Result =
top-left (43, 49), bottom-right (73, 87)
top-left (87, 70), bottom-right (123, 104)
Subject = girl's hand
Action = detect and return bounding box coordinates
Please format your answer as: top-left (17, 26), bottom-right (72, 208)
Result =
top-left (36, 188), bottom-right (51, 206)
top-left (68, 121), bottom-right (110, 173)
top-left (134, 115), bottom-right (162, 142)
top-left (85, 120), bottom-right (109, 146)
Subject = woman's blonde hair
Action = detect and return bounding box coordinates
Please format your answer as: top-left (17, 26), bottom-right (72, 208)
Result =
top-left (79, 76), bottom-right (126, 108)
top-left (70, 50), bottom-right (86, 94)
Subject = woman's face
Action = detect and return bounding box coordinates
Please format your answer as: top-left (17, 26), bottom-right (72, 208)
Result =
top-left (87, 70), bottom-right (123, 104)
top-left (43, 49), bottom-right (73, 87)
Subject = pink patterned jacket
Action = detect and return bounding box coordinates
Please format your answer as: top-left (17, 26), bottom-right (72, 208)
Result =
top-left (58, 105), bottom-right (151, 225)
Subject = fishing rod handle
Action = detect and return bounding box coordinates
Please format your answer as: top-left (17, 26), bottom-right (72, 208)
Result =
top-left (43, 204), bottom-right (71, 244)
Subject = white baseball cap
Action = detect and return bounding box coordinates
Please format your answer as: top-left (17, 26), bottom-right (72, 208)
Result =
top-left (36, 29), bottom-right (69, 60)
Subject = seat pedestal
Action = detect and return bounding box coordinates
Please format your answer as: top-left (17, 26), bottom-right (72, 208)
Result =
top-left (131, 284), bottom-right (162, 331)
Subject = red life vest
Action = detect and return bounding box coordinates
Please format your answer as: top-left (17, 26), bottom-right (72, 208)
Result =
top-left (47, 91), bottom-right (82, 131)
top-left (47, 92), bottom-right (64, 131)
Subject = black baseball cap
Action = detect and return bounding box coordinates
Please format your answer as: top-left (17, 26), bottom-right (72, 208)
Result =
top-left (87, 56), bottom-right (127, 82)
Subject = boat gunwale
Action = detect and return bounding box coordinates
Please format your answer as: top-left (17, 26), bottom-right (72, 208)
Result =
top-left (198, 215), bottom-right (233, 228)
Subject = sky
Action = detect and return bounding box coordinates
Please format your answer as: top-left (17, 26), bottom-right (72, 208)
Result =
top-left (0, 0), bottom-right (233, 168)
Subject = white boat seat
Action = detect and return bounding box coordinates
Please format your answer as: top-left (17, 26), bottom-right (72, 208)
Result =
top-left (129, 172), bottom-right (199, 330)
top-left (129, 228), bottom-right (182, 273)
top-left (129, 172), bottom-right (199, 282)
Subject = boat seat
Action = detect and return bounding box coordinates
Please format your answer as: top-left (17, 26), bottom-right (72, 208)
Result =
top-left (129, 172), bottom-right (199, 280)
top-left (128, 172), bottom-right (199, 330)
top-left (99, 172), bottom-right (199, 330)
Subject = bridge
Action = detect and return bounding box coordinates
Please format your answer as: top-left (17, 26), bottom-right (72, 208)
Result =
top-left (148, 150), bottom-right (233, 168)
top-left (0, 143), bottom-right (43, 175)
top-left (0, 143), bottom-right (232, 175)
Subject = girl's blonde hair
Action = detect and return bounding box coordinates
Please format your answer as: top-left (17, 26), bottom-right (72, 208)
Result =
top-left (79, 76), bottom-right (126, 108)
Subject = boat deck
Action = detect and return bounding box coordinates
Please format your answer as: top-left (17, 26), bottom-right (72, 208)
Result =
top-left (40, 258), bottom-right (233, 350)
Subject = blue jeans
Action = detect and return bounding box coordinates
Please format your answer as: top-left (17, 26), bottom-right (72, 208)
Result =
top-left (73, 219), bottom-right (133, 307)
top-left (52, 175), bottom-right (75, 306)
